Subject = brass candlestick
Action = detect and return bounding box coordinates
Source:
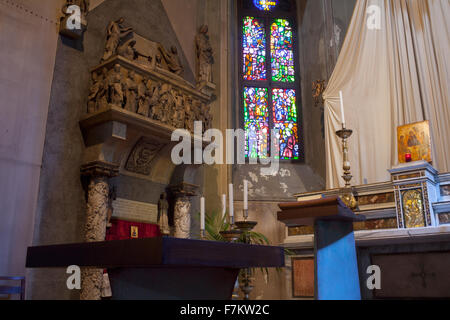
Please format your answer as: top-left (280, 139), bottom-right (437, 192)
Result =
top-left (336, 125), bottom-right (357, 210)
top-left (235, 211), bottom-right (257, 300)
top-left (220, 215), bottom-right (243, 242)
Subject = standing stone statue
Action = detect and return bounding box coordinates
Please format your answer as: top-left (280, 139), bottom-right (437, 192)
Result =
top-left (124, 71), bottom-right (138, 112)
top-left (196, 25), bottom-right (214, 84)
top-left (101, 18), bottom-right (134, 62)
top-left (158, 193), bottom-right (170, 236)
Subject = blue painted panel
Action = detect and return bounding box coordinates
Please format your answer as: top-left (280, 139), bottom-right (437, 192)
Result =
top-left (315, 220), bottom-right (361, 300)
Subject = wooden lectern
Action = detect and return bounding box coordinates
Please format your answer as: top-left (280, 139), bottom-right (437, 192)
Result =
top-left (278, 197), bottom-right (365, 300)
top-left (26, 237), bottom-right (284, 300)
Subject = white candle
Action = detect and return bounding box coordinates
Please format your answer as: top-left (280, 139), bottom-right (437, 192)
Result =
top-left (222, 194), bottom-right (227, 218)
top-left (200, 197), bottom-right (205, 231)
top-left (339, 90), bottom-right (346, 127)
top-left (229, 184), bottom-right (234, 218)
top-left (243, 180), bottom-right (248, 210)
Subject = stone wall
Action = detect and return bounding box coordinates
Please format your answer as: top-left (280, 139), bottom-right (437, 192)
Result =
top-left (29, 0), bottom-right (197, 300)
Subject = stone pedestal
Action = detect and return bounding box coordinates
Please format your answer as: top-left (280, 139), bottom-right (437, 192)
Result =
top-left (197, 81), bottom-right (216, 98)
top-left (80, 161), bottom-right (119, 300)
top-left (170, 183), bottom-right (198, 239)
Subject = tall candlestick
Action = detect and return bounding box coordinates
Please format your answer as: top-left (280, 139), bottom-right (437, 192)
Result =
top-left (200, 197), bottom-right (205, 232)
top-left (229, 184), bottom-right (234, 218)
top-left (222, 194), bottom-right (227, 218)
top-left (243, 180), bottom-right (248, 210)
top-left (339, 90), bottom-right (346, 128)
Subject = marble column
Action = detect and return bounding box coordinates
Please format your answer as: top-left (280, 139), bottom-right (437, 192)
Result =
top-left (173, 196), bottom-right (191, 239)
top-left (80, 161), bottom-right (119, 300)
top-left (170, 183), bottom-right (199, 239)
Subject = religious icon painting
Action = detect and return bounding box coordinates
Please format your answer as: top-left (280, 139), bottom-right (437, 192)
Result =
top-left (130, 226), bottom-right (139, 239)
top-left (397, 121), bottom-right (432, 164)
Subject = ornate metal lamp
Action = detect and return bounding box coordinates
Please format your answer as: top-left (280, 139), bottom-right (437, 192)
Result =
top-left (336, 125), bottom-right (357, 210)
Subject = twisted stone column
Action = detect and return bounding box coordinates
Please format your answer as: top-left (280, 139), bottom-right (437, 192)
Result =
top-left (173, 197), bottom-right (191, 239)
top-left (80, 161), bottom-right (119, 300)
top-left (170, 183), bottom-right (198, 239)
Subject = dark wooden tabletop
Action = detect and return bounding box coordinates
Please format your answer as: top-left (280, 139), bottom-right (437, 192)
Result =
top-left (278, 196), bottom-right (366, 227)
top-left (26, 237), bottom-right (285, 269)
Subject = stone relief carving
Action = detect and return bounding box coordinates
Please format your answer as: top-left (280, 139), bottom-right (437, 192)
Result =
top-left (125, 139), bottom-right (165, 175)
top-left (87, 64), bottom-right (212, 133)
top-left (158, 45), bottom-right (184, 76)
top-left (87, 19), bottom-right (214, 133)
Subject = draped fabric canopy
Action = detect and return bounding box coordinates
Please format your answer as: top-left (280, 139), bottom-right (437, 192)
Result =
top-left (323, 0), bottom-right (450, 189)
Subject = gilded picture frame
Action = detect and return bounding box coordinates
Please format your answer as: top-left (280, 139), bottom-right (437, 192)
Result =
top-left (397, 121), bottom-right (432, 163)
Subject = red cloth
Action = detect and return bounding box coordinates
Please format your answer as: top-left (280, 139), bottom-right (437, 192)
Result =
top-left (106, 219), bottom-right (161, 241)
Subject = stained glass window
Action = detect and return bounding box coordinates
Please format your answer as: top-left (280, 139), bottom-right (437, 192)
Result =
top-left (243, 17), bottom-right (266, 81)
top-left (271, 19), bottom-right (295, 82)
top-left (244, 87), bottom-right (269, 158)
top-left (272, 89), bottom-right (299, 159)
top-left (240, 1), bottom-right (300, 160)
top-left (253, 0), bottom-right (278, 11)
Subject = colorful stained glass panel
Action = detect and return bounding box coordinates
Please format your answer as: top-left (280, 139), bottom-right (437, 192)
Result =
top-left (271, 19), bottom-right (295, 82)
top-left (253, 0), bottom-right (278, 11)
top-left (243, 17), bottom-right (266, 81)
top-left (244, 87), bottom-right (269, 158)
top-left (272, 89), bottom-right (299, 159)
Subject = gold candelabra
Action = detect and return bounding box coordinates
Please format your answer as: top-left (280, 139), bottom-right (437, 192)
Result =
top-left (336, 125), bottom-right (357, 210)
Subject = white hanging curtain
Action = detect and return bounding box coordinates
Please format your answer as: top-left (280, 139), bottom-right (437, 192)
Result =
top-left (323, 0), bottom-right (450, 189)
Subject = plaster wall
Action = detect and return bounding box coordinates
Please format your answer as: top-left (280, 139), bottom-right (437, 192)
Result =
top-left (0, 0), bottom-right (62, 283)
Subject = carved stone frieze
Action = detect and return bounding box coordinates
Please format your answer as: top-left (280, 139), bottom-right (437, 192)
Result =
top-left (125, 139), bottom-right (165, 175)
top-left (86, 57), bottom-right (213, 134)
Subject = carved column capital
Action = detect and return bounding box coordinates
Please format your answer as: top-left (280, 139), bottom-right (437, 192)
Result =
top-left (169, 182), bottom-right (199, 198)
top-left (80, 161), bottom-right (120, 178)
